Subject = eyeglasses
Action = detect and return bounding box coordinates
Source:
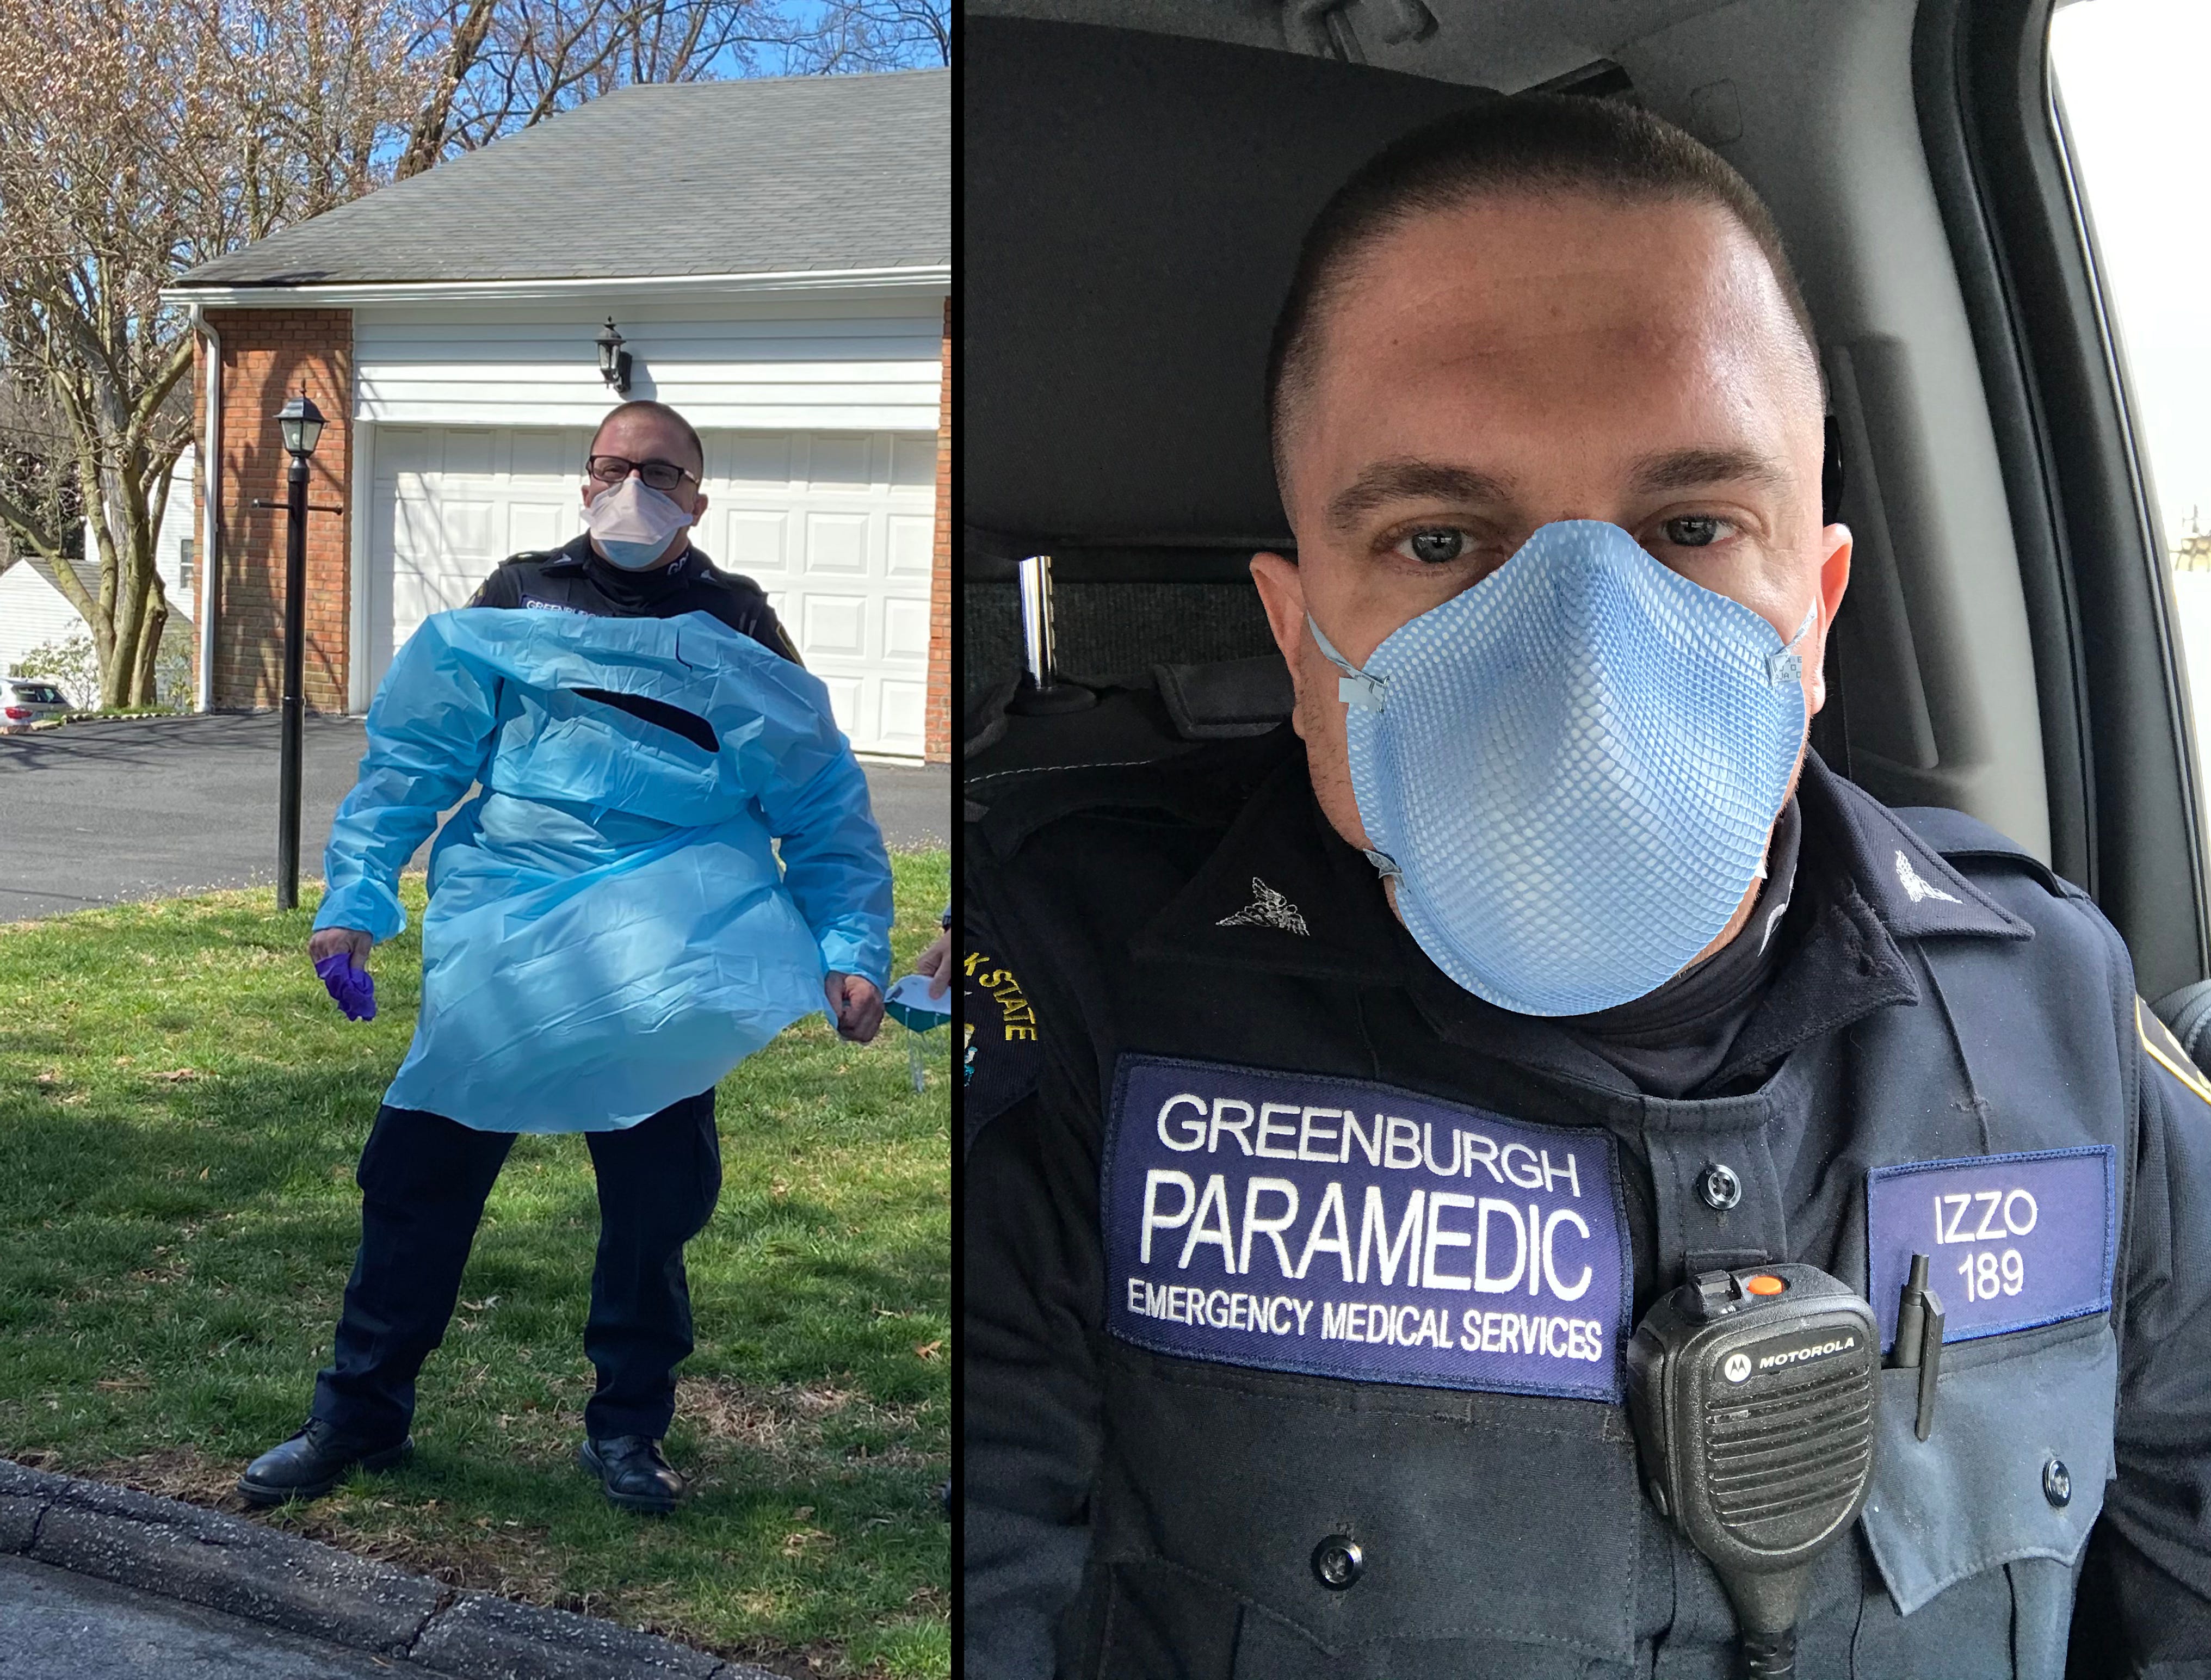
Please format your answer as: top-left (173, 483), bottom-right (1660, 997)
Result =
top-left (585, 455), bottom-right (699, 492)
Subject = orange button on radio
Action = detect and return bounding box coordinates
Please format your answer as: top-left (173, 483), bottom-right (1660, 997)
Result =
top-left (1743, 1274), bottom-right (1786, 1297)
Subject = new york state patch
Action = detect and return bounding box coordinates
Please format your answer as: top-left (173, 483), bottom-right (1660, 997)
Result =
top-left (1103, 1056), bottom-right (1632, 1401)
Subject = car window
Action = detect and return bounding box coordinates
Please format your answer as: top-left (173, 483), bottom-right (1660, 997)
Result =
top-left (2051, 0), bottom-right (2211, 823)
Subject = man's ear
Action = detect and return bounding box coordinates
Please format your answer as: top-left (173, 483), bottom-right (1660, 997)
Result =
top-left (1250, 552), bottom-right (1311, 738)
top-left (1250, 551), bottom-right (1307, 667)
top-left (1809, 523), bottom-right (1853, 715)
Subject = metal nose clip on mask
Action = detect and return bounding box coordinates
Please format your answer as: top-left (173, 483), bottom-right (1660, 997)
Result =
top-left (1308, 519), bottom-right (1816, 1017)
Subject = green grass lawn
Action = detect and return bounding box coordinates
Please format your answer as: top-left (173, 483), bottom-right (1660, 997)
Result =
top-left (0, 851), bottom-right (950, 1678)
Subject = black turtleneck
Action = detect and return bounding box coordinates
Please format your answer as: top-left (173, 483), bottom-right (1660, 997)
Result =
top-left (468, 532), bottom-right (802, 663)
top-left (1558, 798), bottom-right (1806, 1099)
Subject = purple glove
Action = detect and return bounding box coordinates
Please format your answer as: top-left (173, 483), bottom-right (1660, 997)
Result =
top-left (315, 953), bottom-right (377, 1022)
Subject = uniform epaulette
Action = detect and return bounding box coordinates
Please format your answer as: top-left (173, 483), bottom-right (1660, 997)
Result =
top-left (1892, 804), bottom-right (2079, 901)
top-left (964, 656), bottom-right (1291, 863)
top-left (968, 726), bottom-right (1284, 863)
top-left (2139, 996), bottom-right (2211, 1110)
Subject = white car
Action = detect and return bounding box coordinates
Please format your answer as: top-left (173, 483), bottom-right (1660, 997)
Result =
top-left (1, 677), bottom-right (72, 732)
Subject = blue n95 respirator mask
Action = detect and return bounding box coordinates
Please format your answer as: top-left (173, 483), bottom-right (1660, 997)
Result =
top-left (1308, 518), bottom-right (1815, 1017)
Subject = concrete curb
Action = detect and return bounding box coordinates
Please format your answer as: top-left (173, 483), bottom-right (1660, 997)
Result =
top-left (0, 1460), bottom-right (779, 1680)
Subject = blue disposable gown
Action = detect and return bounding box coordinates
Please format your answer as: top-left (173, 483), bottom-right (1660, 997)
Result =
top-left (313, 608), bottom-right (894, 1132)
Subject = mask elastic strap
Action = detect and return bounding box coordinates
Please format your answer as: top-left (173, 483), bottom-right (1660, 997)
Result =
top-left (1305, 616), bottom-right (1403, 882)
top-left (1765, 598), bottom-right (1820, 690)
top-left (1307, 615), bottom-right (1386, 713)
top-left (1753, 601), bottom-right (1821, 890)
top-left (1361, 848), bottom-right (1404, 882)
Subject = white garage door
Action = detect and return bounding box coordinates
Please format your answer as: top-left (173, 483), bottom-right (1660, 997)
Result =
top-left (367, 425), bottom-right (938, 757)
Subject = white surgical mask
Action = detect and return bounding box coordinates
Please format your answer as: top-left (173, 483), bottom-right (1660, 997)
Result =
top-left (583, 475), bottom-right (694, 570)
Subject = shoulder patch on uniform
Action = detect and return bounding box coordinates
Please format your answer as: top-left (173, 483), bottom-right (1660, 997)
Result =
top-left (2139, 996), bottom-right (2211, 1109)
top-left (962, 944), bottom-right (1042, 1151)
top-left (1104, 1056), bottom-right (1630, 1401)
top-left (965, 946), bottom-right (1039, 1049)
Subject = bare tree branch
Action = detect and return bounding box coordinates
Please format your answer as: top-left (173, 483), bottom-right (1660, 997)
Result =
top-left (0, 0), bottom-right (948, 706)
top-left (396, 0), bottom-right (500, 179)
top-left (0, 0), bottom-right (427, 703)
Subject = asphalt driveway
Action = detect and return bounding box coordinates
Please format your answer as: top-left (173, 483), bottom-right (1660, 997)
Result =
top-left (0, 1554), bottom-right (399, 1680)
top-left (0, 713), bottom-right (949, 923)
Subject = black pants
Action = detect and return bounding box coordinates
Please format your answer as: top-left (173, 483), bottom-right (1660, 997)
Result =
top-left (311, 1092), bottom-right (722, 1444)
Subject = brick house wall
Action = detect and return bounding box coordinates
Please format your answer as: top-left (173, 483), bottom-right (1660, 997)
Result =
top-left (191, 309), bottom-right (354, 712)
top-left (927, 297), bottom-right (952, 763)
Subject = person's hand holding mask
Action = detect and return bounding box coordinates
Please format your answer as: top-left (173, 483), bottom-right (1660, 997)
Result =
top-left (913, 930), bottom-right (952, 999)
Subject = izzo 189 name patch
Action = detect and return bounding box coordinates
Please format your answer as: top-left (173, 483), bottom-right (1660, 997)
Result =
top-left (1103, 1057), bottom-right (1631, 1401)
top-left (1866, 1146), bottom-right (2116, 1351)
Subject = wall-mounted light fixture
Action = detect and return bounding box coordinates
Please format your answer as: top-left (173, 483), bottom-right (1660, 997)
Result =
top-left (596, 317), bottom-right (632, 395)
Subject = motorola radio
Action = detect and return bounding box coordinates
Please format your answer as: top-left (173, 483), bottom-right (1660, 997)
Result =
top-left (1627, 1263), bottom-right (1880, 1679)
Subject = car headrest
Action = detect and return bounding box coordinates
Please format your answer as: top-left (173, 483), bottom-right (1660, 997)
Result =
top-left (967, 16), bottom-right (1493, 548)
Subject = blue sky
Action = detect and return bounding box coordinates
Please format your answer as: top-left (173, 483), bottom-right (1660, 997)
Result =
top-left (365, 1), bottom-right (945, 170)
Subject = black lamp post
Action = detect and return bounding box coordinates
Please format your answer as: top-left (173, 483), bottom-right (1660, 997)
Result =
top-left (253, 387), bottom-right (339, 911)
top-left (596, 317), bottom-right (631, 395)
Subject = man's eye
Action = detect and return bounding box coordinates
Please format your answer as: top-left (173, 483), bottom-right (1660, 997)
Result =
top-left (1398, 528), bottom-right (1467, 565)
top-left (1660, 516), bottom-right (1726, 548)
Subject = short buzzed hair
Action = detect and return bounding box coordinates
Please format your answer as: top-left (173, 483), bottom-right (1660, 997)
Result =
top-left (1267, 95), bottom-right (1822, 472)
top-left (588, 399), bottom-right (706, 478)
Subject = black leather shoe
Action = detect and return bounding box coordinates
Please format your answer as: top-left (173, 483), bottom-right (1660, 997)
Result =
top-left (579, 1435), bottom-right (683, 1514)
top-left (238, 1419), bottom-right (412, 1507)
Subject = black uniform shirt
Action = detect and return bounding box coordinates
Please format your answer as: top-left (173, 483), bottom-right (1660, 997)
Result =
top-left (468, 531), bottom-right (802, 659)
top-left (964, 727), bottom-right (2211, 1680)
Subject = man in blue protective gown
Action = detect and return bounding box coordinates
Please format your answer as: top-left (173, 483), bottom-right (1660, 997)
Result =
top-left (240, 400), bottom-right (894, 1515)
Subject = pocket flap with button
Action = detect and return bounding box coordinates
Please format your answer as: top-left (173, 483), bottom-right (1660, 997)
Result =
top-left (1096, 1347), bottom-right (1642, 1664)
top-left (1858, 1321), bottom-right (2115, 1616)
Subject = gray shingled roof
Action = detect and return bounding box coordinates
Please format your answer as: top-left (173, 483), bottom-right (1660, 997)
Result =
top-left (172, 69), bottom-right (947, 288)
